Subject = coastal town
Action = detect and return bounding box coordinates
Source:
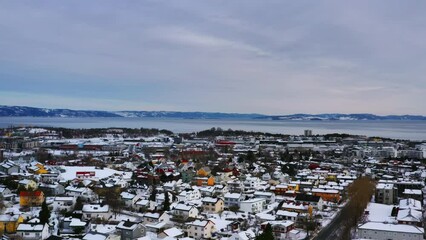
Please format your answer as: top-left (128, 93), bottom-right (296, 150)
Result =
top-left (0, 126), bottom-right (424, 240)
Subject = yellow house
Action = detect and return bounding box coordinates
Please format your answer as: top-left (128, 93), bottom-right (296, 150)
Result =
top-left (19, 190), bottom-right (45, 207)
top-left (196, 167), bottom-right (211, 177)
top-left (287, 183), bottom-right (299, 192)
top-left (35, 163), bottom-right (48, 174)
top-left (0, 214), bottom-right (24, 233)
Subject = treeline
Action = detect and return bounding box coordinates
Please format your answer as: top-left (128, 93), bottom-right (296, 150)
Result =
top-left (196, 127), bottom-right (290, 138)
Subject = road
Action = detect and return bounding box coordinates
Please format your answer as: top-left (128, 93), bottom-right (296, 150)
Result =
top-left (311, 204), bottom-right (350, 240)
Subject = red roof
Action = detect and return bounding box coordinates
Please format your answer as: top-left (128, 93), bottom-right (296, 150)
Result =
top-left (20, 191), bottom-right (43, 197)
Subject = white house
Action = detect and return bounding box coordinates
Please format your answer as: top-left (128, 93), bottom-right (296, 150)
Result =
top-left (276, 210), bottom-right (299, 222)
top-left (239, 198), bottom-right (266, 213)
top-left (142, 212), bottom-right (170, 225)
top-left (52, 196), bottom-right (76, 212)
top-left (65, 186), bottom-right (95, 201)
top-left (224, 193), bottom-right (244, 207)
top-left (357, 222), bottom-right (424, 240)
top-left (135, 199), bottom-right (156, 212)
top-left (82, 204), bottom-right (112, 221)
top-left (171, 203), bottom-right (199, 220)
top-left (16, 223), bottom-right (50, 240)
top-left (120, 191), bottom-right (141, 208)
top-left (243, 176), bottom-right (262, 190)
top-left (254, 191), bottom-right (276, 203)
top-left (177, 188), bottom-right (201, 202)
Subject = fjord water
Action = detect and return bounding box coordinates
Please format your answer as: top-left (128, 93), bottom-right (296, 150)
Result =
top-left (0, 117), bottom-right (425, 141)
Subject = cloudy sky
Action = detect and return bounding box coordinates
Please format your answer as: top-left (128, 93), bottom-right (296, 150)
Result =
top-left (1, 1), bottom-right (426, 115)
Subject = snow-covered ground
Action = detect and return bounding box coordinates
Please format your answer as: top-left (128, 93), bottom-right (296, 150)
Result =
top-left (58, 166), bottom-right (132, 181)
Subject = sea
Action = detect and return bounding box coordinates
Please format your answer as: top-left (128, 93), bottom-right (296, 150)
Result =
top-left (0, 117), bottom-right (425, 141)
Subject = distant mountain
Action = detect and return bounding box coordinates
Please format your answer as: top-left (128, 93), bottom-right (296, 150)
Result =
top-left (0, 105), bottom-right (264, 119)
top-left (261, 113), bottom-right (426, 121)
top-left (0, 105), bottom-right (425, 120)
top-left (0, 105), bottom-right (120, 117)
top-left (114, 111), bottom-right (264, 119)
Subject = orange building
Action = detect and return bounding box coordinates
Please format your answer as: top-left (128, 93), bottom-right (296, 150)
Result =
top-left (193, 176), bottom-right (215, 186)
top-left (273, 185), bottom-right (288, 195)
top-left (19, 191), bottom-right (45, 207)
top-left (311, 189), bottom-right (340, 203)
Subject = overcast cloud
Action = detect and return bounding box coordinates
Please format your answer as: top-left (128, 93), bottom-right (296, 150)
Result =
top-left (0, 0), bottom-right (426, 114)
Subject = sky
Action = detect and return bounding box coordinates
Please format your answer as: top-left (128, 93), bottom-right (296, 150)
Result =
top-left (1, 1), bottom-right (426, 115)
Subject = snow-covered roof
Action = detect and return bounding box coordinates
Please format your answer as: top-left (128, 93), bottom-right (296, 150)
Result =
top-left (358, 222), bottom-right (424, 234)
top-left (224, 193), bottom-right (241, 199)
top-left (82, 204), bottom-right (109, 213)
top-left (173, 203), bottom-right (194, 211)
top-left (399, 198), bottom-right (422, 211)
top-left (17, 224), bottom-right (45, 232)
top-left (186, 220), bottom-right (213, 227)
top-left (162, 227), bottom-right (184, 237)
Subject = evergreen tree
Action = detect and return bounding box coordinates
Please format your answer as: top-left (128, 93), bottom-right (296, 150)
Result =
top-left (39, 199), bottom-right (50, 225)
top-left (256, 223), bottom-right (274, 240)
top-left (74, 196), bottom-right (83, 211)
top-left (149, 186), bottom-right (157, 202)
top-left (163, 191), bottom-right (170, 211)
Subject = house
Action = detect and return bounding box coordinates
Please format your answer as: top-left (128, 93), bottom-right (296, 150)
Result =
top-left (254, 191), bottom-right (276, 203)
top-left (20, 190), bottom-right (45, 207)
top-left (142, 212), bottom-right (170, 225)
top-left (276, 210), bottom-right (299, 222)
top-left (38, 183), bottom-right (65, 196)
top-left (116, 220), bottom-right (146, 240)
top-left (357, 222), bottom-right (424, 240)
top-left (0, 160), bottom-right (19, 174)
top-left (396, 209), bottom-right (423, 226)
top-left (375, 183), bottom-right (398, 204)
top-left (177, 188), bottom-right (201, 202)
top-left (82, 233), bottom-right (108, 240)
top-left (82, 204), bottom-right (112, 221)
top-left (399, 198), bottom-right (422, 211)
top-left (16, 223), bottom-right (50, 240)
top-left (0, 187), bottom-right (13, 200)
top-left (59, 217), bottom-right (90, 234)
top-left (239, 198), bottom-right (266, 213)
top-left (402, 189), bottom-right (423, 201)
top-left (135, 199), bottom-right (156, 212)
top-left (120, 192), bottom-right (140, 209)
top-left (185, 220), bottom-right (216, 239)
top-left (180, 169), bottom-right (196, 183)
top-left (199, 186), bottom-right (217, 197)
top-left (213, 184), bottom-right (228, 197)
top-left (243, 176), bottom-right (262, 190)
top-left (224, 193), bottom-right (243, 207)
top-left (227, 179), bottom-right (244, 193)
top-left (52, 197), bottom-right (76, 213)
top-left (280, 202), bottom-right (308, 213)
top-left (294, 193), bottom-right (324, 210)
top-left (171, 203), bottom-right (199, 221)
top-left (65, 186), bottom-right (95, 201)
top-left (261, 220), bottom-right (295, 240)
top-left (272, 185), bottom-right (288, 196)
top-left (193, 176), bottom-right (215, 186)
top-left (201, 197), bottom-right (224, 213)
top-left (311, 189), bottom-right (340, 203)
top-left (158, 227), bottom-right (184, 239)
top-left (229, 229), bottom-right (256, 240)
top-left (0, 213), bottom-right (24, 233)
